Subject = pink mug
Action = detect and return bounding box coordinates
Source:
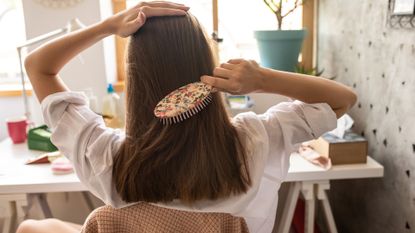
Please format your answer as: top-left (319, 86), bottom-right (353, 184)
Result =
top-left (6, 117), bottom-right (28, 144)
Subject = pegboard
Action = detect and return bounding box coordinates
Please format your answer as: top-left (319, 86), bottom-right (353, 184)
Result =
top-left (387, 0), bottom-right (415, 29)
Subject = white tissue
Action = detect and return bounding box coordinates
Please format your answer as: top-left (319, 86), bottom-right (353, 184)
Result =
top-left (328, 114), bottom-right (354, 138)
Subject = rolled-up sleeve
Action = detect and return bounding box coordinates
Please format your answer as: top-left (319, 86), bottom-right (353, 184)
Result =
top-left (42, 92), bottom-right (103, 159)
top-left (259, 100), bottom-right (337, 152)
top-left (41, 91), bottom-right (127, 207)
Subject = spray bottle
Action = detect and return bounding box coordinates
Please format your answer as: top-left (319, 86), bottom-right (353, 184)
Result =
top-left (102, 84), bottom-right (124, 129)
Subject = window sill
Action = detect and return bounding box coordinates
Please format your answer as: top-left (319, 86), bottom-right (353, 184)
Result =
top-left (0, 82), bottom-right (124, 97)
top-left (0, 84), bottom-right (33, 97)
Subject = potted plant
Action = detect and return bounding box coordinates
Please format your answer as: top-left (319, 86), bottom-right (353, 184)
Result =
top-left (254, 0), bottom-right (306, 71)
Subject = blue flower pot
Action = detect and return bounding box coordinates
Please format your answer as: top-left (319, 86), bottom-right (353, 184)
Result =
top-left (254, 30), bottom-right (306, 72)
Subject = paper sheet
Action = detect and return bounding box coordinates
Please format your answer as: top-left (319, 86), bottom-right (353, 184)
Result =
top-left (328, 114), bottom-right (354, 138)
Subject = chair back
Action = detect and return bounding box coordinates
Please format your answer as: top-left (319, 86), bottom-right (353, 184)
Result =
top-left (81, 202), bottom-right (249, 233)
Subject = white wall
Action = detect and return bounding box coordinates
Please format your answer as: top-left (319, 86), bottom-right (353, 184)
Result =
top-left (317, 0), bottom-right (415, 232)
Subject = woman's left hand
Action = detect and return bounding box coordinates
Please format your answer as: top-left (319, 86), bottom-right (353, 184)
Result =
top-left (105, 1), bottom-right (190, 38)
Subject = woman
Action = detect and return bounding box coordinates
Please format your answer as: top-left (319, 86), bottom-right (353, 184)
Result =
top-left (17, 1), bottom-right (356, 232)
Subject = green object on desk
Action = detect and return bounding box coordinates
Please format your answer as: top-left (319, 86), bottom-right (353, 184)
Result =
top-left (27, 125), bottom-right (58, 152)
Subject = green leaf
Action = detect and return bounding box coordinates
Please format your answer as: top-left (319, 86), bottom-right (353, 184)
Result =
top-left (295, 64), bottom-right (325, 76)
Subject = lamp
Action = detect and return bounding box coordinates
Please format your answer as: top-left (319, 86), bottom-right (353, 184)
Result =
top-left (16, 18), bottom-right (84, 122)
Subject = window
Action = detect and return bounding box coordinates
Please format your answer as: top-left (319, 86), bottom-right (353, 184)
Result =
top-left (217, 0), bottom-right (302, 62)
top-left (0, 0), bottom-right (26, 84)
top-left (127, 0), bottom-right (302, 62)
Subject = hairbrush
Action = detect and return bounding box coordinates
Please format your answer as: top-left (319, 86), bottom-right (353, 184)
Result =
top-left (154, 82), bottom-right (213, 125)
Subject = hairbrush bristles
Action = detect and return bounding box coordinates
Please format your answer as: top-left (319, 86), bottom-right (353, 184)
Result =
top-left (154, 82), bottom-right (213, 125)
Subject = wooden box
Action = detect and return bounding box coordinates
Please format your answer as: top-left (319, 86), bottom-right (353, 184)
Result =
top-left (309, 131), bottom-right (368, 165)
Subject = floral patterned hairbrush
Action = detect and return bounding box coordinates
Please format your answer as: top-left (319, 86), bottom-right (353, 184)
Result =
top-left (154, 82), bottom-right (213, 125)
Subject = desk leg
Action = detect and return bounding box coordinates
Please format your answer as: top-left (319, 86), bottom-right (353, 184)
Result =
top-left (27, 194), bottom-right (53, 218)
top-left (301, 182), bottom-right (315, 233)
top-left (316, 181), bottom-right (338, 233)
top-left (37, 194), bottom-right (53, 218)
top-left (81, 192), bottom-right (95, 212)
top-left (0, 194), bottom-right (28, 233)
top-left (15, 198), bottom-right (28, 224)
top-left (277, 182), bottom-right (301, 233)
top-left (0, 201), bottom-right (13, 233)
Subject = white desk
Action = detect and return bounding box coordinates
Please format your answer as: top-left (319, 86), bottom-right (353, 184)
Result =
top-left (0, 140), bottom-right (86, 194)
top-left (0, 139), bottom-right (88, 233)
top-left (266, 154), bottom-right (384, 233)
top-left (284, 154), bottom-right (383, 182)
top-left (0, 139), bottom-right (384, 233)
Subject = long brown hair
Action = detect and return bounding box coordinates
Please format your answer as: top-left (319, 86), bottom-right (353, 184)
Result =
top-left (113, 14), bottom-right (251, 204)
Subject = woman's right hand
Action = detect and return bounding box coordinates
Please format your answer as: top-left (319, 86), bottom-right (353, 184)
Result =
top-left (201, 59), bottom-right (265, 95)
top-left (203, 59), bottom-right (357, 119)
top-left (105, 1), bottom-right (189, 38)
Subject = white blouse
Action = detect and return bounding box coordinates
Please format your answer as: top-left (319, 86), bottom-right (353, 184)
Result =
top-left (41, 91), bottom-right (337, 233)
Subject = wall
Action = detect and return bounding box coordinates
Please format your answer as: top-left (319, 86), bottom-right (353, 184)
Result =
top-left (317, 0), bottom-right (415, 232)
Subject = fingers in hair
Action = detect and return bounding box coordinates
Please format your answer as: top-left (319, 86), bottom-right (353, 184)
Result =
top-left (220, 63), bottom-right (236, 70)
top-left (130, 11), bottom-right (146, 28)
top-left (213, 67), bottom-right (233, 79)
top-left (138, 1), bottom-right (189, 11)
top-left (201, 75), bottom-right (232, 90)
top-left (141, 6), bottom-right (187, 17)
top-left (227, 58), bottom-right (245, 64)
top-left (148, 1), bottom-right (189, 10)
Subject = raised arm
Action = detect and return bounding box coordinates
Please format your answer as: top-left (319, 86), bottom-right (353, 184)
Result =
top-left (201, 59), bottom-right (357, 118)
top-left (25, 2), bottom-right (189, 102)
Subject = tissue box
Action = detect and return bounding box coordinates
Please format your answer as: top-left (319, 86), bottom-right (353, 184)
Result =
top-left (309, 131), bottom-right (367, 165)
top-left (28, 125), bottom-right (58, 152)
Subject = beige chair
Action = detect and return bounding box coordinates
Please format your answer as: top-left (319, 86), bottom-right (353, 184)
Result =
top-left (81, 202), bottom-right (249, 233)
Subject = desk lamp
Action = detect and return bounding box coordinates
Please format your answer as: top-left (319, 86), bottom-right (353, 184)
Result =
top-left (16, 18), bottom-right (84, 122)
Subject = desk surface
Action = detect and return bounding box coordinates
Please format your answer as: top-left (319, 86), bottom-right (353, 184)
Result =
top-left (284, 153), bottom-right (383, 182)
top-left (0, 139), bottom-right (86, 194)
top-left (0, 139), bottom-right (384, 194)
